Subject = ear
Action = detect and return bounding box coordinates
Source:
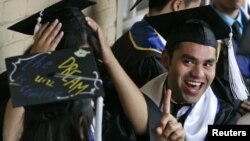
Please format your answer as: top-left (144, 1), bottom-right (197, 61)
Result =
top-left (171, 0), bottom-right (184, 11)
top-left (162, 49), bottom-right (170, 70)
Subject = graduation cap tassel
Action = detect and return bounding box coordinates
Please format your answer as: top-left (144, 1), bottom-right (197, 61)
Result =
top-left (33, 10), bottom-right (44, 36)
top-left (227, 29), bottom-right (249, 100)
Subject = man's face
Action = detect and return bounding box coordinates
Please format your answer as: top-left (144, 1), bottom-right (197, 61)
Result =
top-left (165, 42), bottom-right (216, 104)
top-left (214, 0), bottom-right (245, 11)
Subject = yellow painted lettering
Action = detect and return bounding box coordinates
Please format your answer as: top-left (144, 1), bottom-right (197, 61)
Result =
top-left (34, 75), bottom-right (43, 83)
top-left (64, 77), bottom-right (89, 94)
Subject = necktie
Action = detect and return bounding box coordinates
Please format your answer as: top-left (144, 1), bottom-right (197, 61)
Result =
top-left (171, 102), bottom-right (183, 118)
top-left (232, 21), bottom-right (242, 43)
top-left (171, 102), bottom-right (190, 115)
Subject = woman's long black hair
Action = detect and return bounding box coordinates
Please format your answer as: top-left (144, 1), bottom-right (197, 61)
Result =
top-left (20, 7), bottom-right (100, 141)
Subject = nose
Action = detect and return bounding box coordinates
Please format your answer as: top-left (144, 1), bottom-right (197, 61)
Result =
top-left (190, 64), bottom-right (204, 78)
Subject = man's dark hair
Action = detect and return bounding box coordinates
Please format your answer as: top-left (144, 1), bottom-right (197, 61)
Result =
top-left (149, 0), bottom-right (200, 11)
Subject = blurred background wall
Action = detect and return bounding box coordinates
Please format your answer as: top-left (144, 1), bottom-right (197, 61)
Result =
top-left (0, 0), bottom-right (117, 73)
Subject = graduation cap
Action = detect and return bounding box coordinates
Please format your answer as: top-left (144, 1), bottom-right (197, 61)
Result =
top-left (6, 48), bottom-right (104, 140)
top-left (8, 0), bottom-right (96, 35)
top-left (5, 48), bottom-right (104, 107)
top-left (8, 0), bottom-right (102, 58)
top-left (145, 5), bottom-right (231, 49)
top-left (6, 1), bottom-right (105, 139)
top-left (146, 5), bottom-right (249, 100)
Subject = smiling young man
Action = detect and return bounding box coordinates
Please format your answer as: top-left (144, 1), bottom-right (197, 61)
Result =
top-left (86, 5), bottom-right (241, 141)
top-left (162, 42), bottom-right (216, 104)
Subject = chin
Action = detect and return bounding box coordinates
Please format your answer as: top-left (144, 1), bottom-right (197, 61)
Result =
top-left (184, 94), bottom-right (201, 104)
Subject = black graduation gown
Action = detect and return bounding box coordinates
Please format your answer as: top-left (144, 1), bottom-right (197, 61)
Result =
top-left (0, 71), bottom-right (11, 141)
top-left (112, 31), bottom-right (166, 88)
top-left (104, 20), bottom-right (166, 141)
top-left (138, 73), bottom-right (241, 141)
top-left (211, 39), bottom-right (242, 110)
top-left (144, 95), bottom-right (241, 141)
top-left (212, 40), bottom-right (250, 112)
top-left (211, 11), bottom-right (250, 112)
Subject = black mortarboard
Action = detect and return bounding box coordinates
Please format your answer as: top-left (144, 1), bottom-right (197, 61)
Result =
top-left (145, 5), bottom-right (250, 100)
top-left (5, 48), bottom-right (104, 107)
top-left (8, 0), bottom-right (96, 35)
top-left (6, 48), bottom-right (105, 139)
top-left (145, 5), bottom-right (231, 48)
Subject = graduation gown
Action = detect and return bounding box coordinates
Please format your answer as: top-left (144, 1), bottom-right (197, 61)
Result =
top-left (211, 10), bottom-right (250, 112)
top-left (104, 19), bottom-right (167, 141)
top-left (141, 73), bottom-right (241, 141)
top-left (0, 71), bottom-right (11, 141)
top-left (112, 19), bottom-right (166, 88)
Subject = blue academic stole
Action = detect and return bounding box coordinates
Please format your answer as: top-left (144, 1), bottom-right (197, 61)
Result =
top-left (129, 20), bottom-right (165, 54)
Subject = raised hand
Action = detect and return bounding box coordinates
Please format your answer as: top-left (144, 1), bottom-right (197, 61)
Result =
top-left (30, 19), bottom-right (64, 53)
top-left (156, 89), bottom-right (185, 141)
top-left (85, 17), bottom-right (115, 64)
top-left (85, 16), bottom-right (149, 134)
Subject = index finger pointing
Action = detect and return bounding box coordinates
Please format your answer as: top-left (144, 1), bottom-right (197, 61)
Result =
top-left (163, 89), bottom-right (172, 114)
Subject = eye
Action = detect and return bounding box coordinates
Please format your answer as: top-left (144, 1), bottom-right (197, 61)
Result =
top-left (204, 62), bottom-right (215, 68)
top-left (183, 59), bottom-right (193, 65)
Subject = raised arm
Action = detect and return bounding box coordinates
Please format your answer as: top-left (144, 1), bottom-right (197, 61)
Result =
top-left (85, 17), bottom-right (148, 134)
top-left (3, 100), bottom-right (24, 141)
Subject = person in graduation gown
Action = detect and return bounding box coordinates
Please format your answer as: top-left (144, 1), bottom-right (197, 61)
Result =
top-left (1, 1), bottom-right (101, 141)
top-left (105, 1), bottom-right (201, 140)
top-left (211, 0), bottom-right (250, 115)
top-left (86, 5), bottom-right (241, 141)
top-left (0, 72), bottom-right (14, 141)
top-left (112, 0), bottom-right (201, 88)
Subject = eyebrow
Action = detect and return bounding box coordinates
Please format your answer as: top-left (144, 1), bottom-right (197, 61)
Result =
top-left (182, 54), bottom-right (216, 63)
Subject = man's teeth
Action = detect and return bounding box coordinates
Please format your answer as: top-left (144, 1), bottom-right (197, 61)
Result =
top-left (187, 81), bottom-right (201, 86)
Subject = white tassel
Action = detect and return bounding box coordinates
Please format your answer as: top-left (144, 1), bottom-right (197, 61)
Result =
top-left (33, 10), bottom-right (44, 36)
top-left (228, 29), bottom-right (249, 100)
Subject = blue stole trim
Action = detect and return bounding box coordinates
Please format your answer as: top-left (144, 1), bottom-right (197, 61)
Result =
top-left (130, 20), bottom-right (165, 53)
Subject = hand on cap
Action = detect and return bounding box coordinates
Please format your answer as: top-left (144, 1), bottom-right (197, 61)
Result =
top-left (31, 19), bottom-right (64, 53)
top-left (156, 89), bottom-right (185, 141)
top-left (85, 17), bottom-right (115, 65)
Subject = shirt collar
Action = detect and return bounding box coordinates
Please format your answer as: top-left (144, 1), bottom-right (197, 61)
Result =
top-left (213, 7), bottom-right (243, 33)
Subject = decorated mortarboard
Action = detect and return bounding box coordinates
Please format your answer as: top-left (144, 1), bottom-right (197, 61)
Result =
top-left (6, 47), bottom-right (104, 141)
top-left (5, 48), bottom-right (104, 107)
top-left (146, 5), bottom-right (249, 100)
top-left (145, 5), bottom-right (231, 48)
top-left (8, 0), bottom-right (96, 35)
top-left (6, 48), bottom-right (105, 141)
